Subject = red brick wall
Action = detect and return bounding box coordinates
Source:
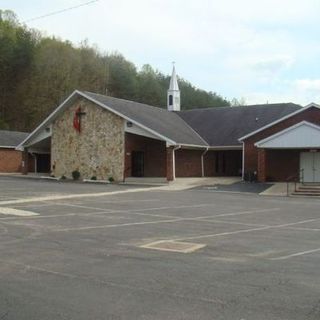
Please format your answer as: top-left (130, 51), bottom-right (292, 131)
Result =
top-left (0, 148), bottom-right (23, 172)
top-left (204, 150), bottom-right (242, 177)
top-left (175, 149), bottom-right (203, 177)
top-left (243, 107), bottom-right (320, 180)
top-left (124, 133), bottom-right (166, 177)
top-left (265, 149), bottom-right (300, 182)
top-left (175, 149), bottom-right (242, 177)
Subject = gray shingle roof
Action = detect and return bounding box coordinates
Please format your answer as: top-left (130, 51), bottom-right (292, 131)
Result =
top-left (177, 103), bottom-right (302, 146)
top-left (0, 130), bottom-right (29, 147)
top-left (83, 91), bottom-right (208, 146)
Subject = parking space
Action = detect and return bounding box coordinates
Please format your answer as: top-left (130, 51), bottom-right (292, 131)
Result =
top-left (1, 176), bottom-right (320, 319)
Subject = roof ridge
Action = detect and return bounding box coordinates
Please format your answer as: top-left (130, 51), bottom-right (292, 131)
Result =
top-left (179, 102), bottom-right (302, 113)
top-left (83, 91), bottom-right (170, 114)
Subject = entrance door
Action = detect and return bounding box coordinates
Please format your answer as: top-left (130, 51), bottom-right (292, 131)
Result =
top-left (131, 151), bottom-right (144, 177)
top-left (300, 152), bottom-right (320, 183)
top-left (36, 154), bottom-right (51, 173)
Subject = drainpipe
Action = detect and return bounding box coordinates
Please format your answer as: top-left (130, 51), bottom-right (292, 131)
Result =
top-left (31, 153), bottom-right (37, 174)
top-left (173, 145), bottom-right (181, 180)
top-left (201, 147), bottom-right (209, 177)
top-left (241, 142), bottom-right (245, 181)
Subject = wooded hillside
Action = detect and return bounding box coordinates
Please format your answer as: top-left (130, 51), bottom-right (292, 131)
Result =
top-left (0, 10), bottom-right (230, 132)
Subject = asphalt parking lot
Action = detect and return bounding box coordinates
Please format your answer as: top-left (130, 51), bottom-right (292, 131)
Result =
top-left (0, 176), bottom-right (320, 320)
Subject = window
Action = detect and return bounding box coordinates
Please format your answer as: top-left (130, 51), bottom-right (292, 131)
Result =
top-left (169, 95), bottom-right (173, 106)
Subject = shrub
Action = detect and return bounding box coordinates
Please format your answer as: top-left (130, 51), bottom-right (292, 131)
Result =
top-left (60, 175), bottom-right (66, 180)
top-left (72, 170), bottom-right (80, 180)
top-left (91, 176), bottom-right (97, 180)
top-left (108, 176), bottom-right (114, 183)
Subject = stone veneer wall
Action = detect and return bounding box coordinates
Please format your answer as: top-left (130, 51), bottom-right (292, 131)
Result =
top-left (51, 98), bottom-right (125, 181)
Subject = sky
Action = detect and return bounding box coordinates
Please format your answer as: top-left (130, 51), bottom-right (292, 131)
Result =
top-left (2, 0), bottom-right (320, 105)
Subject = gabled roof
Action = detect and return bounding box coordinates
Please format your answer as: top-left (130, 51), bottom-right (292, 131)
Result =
top-left (0, 130), bottom-right (29, 148)
top-left (178, 103), bottom-right (302, 146)
top-left (19, 90), bottom-right (208, 149)
top-left (18, 89), bottom-right (308, 150)
top-left (238, 102), bottom-right (320, 141)
top-left (255, 121), bottom-right (320, 149)
top-left (82, 92), bottom-right (207, 147)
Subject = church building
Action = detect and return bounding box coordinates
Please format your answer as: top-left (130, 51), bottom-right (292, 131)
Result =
top-left (17, 67), bottom-right (320, 183)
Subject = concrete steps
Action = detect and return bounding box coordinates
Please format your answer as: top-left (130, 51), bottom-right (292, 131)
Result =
top-left (292, 184), bottom-right (320, 197)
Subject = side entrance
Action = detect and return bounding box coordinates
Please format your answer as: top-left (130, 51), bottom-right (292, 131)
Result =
top-left (300, 152), bottom-right (320, 183)
top-left (131, 151), bottom-right (144, 177)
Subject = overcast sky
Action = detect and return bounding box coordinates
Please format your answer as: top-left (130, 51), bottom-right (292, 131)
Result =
top-left (3, 0), bottom-right (320, 105)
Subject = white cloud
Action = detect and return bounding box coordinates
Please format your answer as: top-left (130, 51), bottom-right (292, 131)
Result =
top-left (294, 79), bottom-right (320, 91)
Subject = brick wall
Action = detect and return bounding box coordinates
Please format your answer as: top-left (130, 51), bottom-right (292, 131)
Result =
top-left (175, 149), bottom-right (203, 177)
top-left (175, 149), bottom-right (242, 177)
top-left (243, 106), bottom-right (320, 181)
top-left (0, 148), bottom-right (23, 172)
top-left (265, 149), bottom-right (300, 182)
top-left (124, 133), bottom-right (167, 177)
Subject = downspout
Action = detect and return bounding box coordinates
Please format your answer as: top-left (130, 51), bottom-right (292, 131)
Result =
top-left (241, 142), bottom-right (245, 181)
top-left (173, 145), bottom-right (181, 180)
top-left (201, 147), bottom-right (209, 177)
top-left (31, 153), bottom-right (37, 173)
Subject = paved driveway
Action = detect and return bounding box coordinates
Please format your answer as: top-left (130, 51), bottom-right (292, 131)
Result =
top-left (0, 176), bottom-right (320, 320)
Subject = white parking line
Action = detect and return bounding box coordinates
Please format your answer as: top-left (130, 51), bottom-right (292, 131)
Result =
top-left (54, 208), bottom-right (280, 232)
top-left (0, 187), bottom-right (162, 205)
top-left (270, 248), bottom-right (320, 260)
top-left (0, 207), bottom-right (39, 217)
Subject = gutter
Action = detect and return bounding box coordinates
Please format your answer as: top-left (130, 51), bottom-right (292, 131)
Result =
top-left (201, 147), bottom-right (209, 177)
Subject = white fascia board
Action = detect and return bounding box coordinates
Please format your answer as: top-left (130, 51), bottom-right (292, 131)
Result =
top-left (167, 143), bottom-right (207, 149)
top-left (0, 145), bottom-right (16, 149)
top-left (79, 91), bottom-right (177, 146)
top-left (254, 121), bottom-right (320, 148)
top-left (24, 128), bottom-right (51, 148)
top-left (16, 90), bottom-right (79, 150)
top-left (238, 103), bottom-right (320, 142)
top-left (125, 122), bottom-right (161, 140)
top-left (168, 144), bottom-right (241, 150)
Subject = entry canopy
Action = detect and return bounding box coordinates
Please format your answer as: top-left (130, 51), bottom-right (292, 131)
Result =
top-left (255, 121), bottom-right (320, 149)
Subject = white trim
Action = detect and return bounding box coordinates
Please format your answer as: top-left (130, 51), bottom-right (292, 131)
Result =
top-left (79, 91), bottom-right (177, 145)
top-left (172, 144), bottom-right (242, 150)
top-left (16, 90), bottom-right (79, 150)
top-left (0, 145), bottom-right (16, 149)
top-left (238, 103), bottom-right (320, 142)
top-left (201, 147), bottom-right (209, 177)
top-left (17, 90), bottom-right (177, 150)
top-left (254, 121), bottom-right (320, 148)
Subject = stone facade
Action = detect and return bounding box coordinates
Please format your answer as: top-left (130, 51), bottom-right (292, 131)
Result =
top-left (51, 98), bottom-right (125, 181)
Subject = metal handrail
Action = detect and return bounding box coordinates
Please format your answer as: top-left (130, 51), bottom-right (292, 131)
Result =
top-left (286, 169), bottom-right (304, 196)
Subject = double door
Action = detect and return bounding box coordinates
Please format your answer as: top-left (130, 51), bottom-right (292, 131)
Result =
top-left (300, 152), bottom-right (320, 183)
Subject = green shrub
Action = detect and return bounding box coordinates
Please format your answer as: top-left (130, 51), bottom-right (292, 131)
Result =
top-left (60, 175), bottom-right (66, 180)
top-left (91, 176), bottom-right (97, 180)
top-left (108, 176), bottom-right (114, 183)
top-left (72, 170), bottom-right (80, 180)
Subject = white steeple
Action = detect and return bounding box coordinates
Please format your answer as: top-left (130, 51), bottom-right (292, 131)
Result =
top-left (167, 63), bottom-right (180, 111)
